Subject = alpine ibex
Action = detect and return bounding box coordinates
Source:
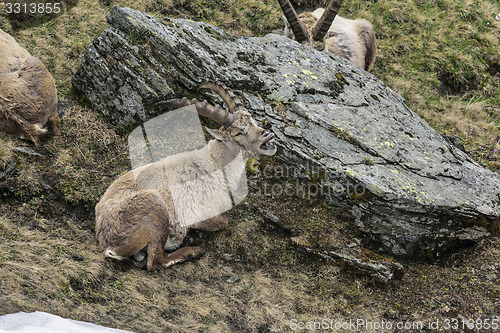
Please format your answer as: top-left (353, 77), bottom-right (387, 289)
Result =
top-left (0, 28), bottom-right (60, 144)
top-left (95, 82), bottom-right (277, 271)
top-left (279, 0), bottom-right (376, 71)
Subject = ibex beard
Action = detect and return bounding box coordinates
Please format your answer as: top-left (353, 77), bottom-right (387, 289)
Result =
top-left (95, 82), bottom-right (277, 271)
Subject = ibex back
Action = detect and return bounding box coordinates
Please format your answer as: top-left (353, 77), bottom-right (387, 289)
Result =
top-left (95, 82), bottom-right (277, 271)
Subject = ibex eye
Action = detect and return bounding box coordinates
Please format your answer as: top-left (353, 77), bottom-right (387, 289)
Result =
top-left (235, 132), bottom-right (243, 136)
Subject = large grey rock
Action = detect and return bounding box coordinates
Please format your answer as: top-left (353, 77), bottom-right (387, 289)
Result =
top-left (72, 7), bottom-right (500, 259)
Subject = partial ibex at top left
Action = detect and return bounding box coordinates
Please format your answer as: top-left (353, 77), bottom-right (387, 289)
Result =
top-left (96, 82), bottom-right (277, 271)
top-left (279, 0), bottom-right (377, 71)
top-left (0, 29), bottom-right (60, 145)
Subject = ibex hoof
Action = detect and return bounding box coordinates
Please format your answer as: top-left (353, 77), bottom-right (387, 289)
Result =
top-left (162, 247), bottom-right (205, 268)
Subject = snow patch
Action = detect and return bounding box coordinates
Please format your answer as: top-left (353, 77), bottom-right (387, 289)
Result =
top-left (0, 312), bottom-right (134, 333)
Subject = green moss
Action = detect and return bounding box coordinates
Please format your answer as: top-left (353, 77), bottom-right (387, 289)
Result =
top-left (349, 187), bottom-right (373, 203)
top-left (327, 80), bottom-right (344, 98)
top-left (245, 158), bottom-right (259, 174)
top-left (127, 30), bottom-right (149, 46)
top-left (203, 25), bottom-right (226, 40)
top-left (362, 158), bottom-right (374, 165)
top-left (334, 72), bottom-right (349, 85)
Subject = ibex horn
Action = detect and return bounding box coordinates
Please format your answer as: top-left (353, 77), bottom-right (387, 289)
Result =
top-left (153, 82), bottom-right (240, 128)
top-left (311, 0), bottom-right (344, 41)
top-left (278, 0), bottom-right (309, 43)
top-left (198, 82), bottom-right (244, 113)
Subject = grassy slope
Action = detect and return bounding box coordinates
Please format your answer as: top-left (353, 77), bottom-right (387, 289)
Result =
top-left (366, 0), bottom-right (500, 172)
top-left (0, 0), bottom-right (499, 332)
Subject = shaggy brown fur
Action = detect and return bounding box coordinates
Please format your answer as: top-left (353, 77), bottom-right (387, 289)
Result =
top-left (0, 29), bottom-right (60, 145)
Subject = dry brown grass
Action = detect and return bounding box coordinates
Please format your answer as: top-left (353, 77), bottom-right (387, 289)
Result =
top-left (1, 190), bottom-right (499, 332)
top-left (47, 105), bottom-right (128, 205)
top-left (0, 133), bottom-right (15, 167)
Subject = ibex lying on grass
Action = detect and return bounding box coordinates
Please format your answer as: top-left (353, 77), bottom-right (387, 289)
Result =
top-left (96, 82), bottom-right (277, 271)
top-left (0, 29), bottom-right (60, 144)
top-left (279, 0), bottom-right (376, 71)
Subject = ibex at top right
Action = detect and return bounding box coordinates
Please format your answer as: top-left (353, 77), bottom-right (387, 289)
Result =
top-left (279, 0), bottom-right (376, 71)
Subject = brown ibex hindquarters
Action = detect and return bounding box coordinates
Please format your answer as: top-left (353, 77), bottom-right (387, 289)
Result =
top-left (96, 189), bottom-right (203, 271)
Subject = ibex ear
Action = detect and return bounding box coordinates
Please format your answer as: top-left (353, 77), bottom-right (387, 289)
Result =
top-left (206, 127), bottom-right (225, 141)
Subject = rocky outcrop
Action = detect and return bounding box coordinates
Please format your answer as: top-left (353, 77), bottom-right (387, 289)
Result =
top-left (0, 28), bottom-right (60, 144)
top-left (72, 7), bottom-right (500, 259)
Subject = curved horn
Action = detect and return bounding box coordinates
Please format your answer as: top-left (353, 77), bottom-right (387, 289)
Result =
top-left (154, 97), bottom-right (234, 128)
top-left (278, 0), bottom-right (309, 43)
top-left (198, 81), bottom-right (244, 114)
top-left (195, 99), bottom-right (234, 128)
top-left (311, 0), bottom-right (344, 41)
top-left (154, 81), bottom-right (241, 128)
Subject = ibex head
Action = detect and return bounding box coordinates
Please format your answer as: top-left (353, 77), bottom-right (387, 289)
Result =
top-left (279, 0), bottom-right (344, 43)
top-left (156, 82), bottom-right (277, 158)
top-left (279, 0), bottom-right (376, 71)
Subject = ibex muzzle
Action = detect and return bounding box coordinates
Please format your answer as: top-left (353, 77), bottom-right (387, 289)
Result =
top-left (279, 0), bottom-right (377, 71)
top-left (95, 82), bottom-right (276, 271)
